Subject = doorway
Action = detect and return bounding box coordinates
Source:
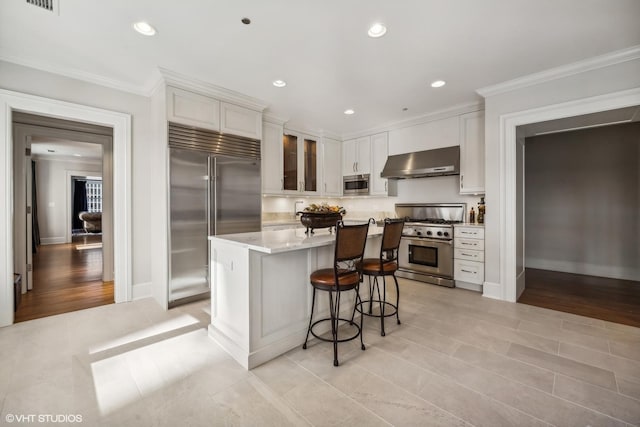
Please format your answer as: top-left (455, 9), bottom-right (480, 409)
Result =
top-left (12, 113), bottom-right (115, 321)
top-left (511, 108), bottom-right (640, 326)
top-left (0, 89), bottom-right (132, 328)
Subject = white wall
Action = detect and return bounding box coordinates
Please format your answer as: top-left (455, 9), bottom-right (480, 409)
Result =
top-left (35, 158), bottom-right (101, 244)
top-left (0, 60), bottom-right (152, 293)
top-left (525, 123), bottom-right (640, 281)
top-left (482, 56), bottom-right (640, 299)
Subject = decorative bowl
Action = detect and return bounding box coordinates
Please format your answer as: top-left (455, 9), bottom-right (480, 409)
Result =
top-left (296, 212), bottom-right (343, 234)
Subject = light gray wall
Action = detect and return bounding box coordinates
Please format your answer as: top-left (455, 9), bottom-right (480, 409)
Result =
top-left (0, 60), bottom-right (152, 291)
top-left (525, 123), bottom-right (640, 280)
top-left (35, 158), bottom-right (101, 244)
top-left (482, 56), bottom-right (640, 296)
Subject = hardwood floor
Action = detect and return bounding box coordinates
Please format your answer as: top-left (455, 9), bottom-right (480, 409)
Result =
top-left (519, 268), bottom-right (640, 327)
top-left (14, 234), bottom-right (114, 322)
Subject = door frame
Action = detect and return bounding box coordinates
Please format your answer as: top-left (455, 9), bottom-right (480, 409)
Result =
top-left (0, 89), bottom-right (132, 327)
top-left (498, 87), bottom-right (640, 302)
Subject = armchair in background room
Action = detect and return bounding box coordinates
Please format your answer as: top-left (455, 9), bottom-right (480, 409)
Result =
top-left (78, 211), bottom-right (102, 233)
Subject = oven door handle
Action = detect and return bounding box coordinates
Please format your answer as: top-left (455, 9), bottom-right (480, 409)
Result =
top-left (403, 237), bottom-right (453, 246)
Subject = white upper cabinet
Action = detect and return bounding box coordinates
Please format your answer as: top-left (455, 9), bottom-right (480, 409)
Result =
top-left (459, 111), bottom-right (485, 194)
top-left (262, 121), bottom-right (284, 194)
top-left (342, 136), bottom-right (371, 176)
top-left (167, 86), bottom-right (220, 131)
top-left (166, 86), bottom-right (262, 140)
top-left (220, 102), bottom-right (262, 140)
top-left (388, 116), bottom-right (459, 155)
top-left (321, 137), bottom-right (342, 196)
top-left (370, 132), bottom-right (390, 196)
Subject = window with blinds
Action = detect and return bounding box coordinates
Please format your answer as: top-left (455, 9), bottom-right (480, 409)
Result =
top-left (86, 180), bottom-right (102, 213)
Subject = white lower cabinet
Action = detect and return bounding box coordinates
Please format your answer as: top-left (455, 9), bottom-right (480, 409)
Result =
top-left (454, 225), bottom-right (485, 291)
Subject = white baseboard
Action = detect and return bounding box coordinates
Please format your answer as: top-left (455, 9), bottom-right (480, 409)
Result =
top-left (526, 258), bottom-right (639, 282)
top-left (208, 324), bottom-right (251, 370)
top-left (40, 237), bottom-right (66, 245)
top-left (132, 282), bottom-right (152, 300)
top-left (482, 281), bottom-right (503, 300)
top-left (455, 280), bottom-right (482, 292)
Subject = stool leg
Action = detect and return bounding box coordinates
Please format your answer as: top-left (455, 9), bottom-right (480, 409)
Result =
top-left (330, 290), bottom-right (340, 367)
top-left (393, 274), bottom-right (401, 325)
top-left (373, 276), bottom-right (384, 336)
top-left (302, 287), bottom-right (317, 350)
top-left (380, 276), bottom-right (387, 337)
top-left (357, 288), bottom-right (366, 351)
top-left (367, 275), bottom-right (374, 314)
top-left (349, 282), bottom-right (359, 324)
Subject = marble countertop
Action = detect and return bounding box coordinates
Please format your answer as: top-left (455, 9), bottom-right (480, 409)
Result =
top-left (454, 223), bottom-right (485, 228)
top-left (209, 225), bottom-right (384, 254)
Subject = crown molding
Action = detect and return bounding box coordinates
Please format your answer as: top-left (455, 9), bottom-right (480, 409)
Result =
top-left (262, 112), bottom-right (288, 126)
top-left (0, 54), bottom-right (155, 97)
top-left (477, 44), bottom-right (640, 98)
top-left (158, 67), bottom-right (269, 112)
top-left (340, 101), bottom-right (483, 140)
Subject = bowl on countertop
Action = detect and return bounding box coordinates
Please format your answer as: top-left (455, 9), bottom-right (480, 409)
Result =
top-left (296, 211), bottom-right (343, 234)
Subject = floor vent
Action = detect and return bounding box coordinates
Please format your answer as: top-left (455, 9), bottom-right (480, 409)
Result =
top-left (26, 0), bottom-right (58, 13)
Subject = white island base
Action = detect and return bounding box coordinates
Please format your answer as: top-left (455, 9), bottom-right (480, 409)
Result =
top-left (208, 226), bottom-right (382, 369)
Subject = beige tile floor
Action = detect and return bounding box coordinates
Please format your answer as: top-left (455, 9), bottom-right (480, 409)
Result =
top-left (0, 278), bottom-right (638, 426)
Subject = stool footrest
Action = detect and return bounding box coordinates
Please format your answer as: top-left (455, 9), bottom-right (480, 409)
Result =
top-left (356, 300), bottom-right (398, 318)
top-left (309, 317), bottom-right (362, 344)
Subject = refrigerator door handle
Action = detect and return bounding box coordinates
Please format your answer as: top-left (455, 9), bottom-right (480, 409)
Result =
top-left (208, 156), bottom-right (217, 236)
top-left (214, 158), bottom-right (218, 235)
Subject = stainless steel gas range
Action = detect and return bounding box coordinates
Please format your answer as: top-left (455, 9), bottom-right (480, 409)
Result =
top-left (395, 203), bottom-right (466, 288)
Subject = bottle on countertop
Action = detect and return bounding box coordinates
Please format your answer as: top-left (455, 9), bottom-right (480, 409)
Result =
top-left (477, 197), bottom-right (485, 224)
top-left (469, 207), bottom-right (476, 223)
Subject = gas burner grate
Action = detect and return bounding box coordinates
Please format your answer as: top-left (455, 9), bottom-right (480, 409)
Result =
top-left (404, 217), bottom-right (462, 225)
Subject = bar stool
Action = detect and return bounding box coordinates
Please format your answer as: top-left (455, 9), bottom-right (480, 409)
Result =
top-left (356, 218), bottom-right (404, 336)
top-left (302, 220), bottom-right (370, 366)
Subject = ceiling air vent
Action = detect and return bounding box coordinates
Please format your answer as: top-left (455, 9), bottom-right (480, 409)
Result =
top-left (26, 0), bottom-right (58, 13)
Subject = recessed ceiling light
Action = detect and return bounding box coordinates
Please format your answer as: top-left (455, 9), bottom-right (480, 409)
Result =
top-left (344, 109), bottom-right (355, 115)
top-left (133, 21), bottom-right (156, 36)
top-left (368, 23), bottom-right (387, 38)
top-left (402, 107), bottom-right (408, 111)
top-left (431, 80), bottom-right (446, 88)
top-left (73, 153), bottom-right (82, 157)
top-left (272, 80), bottom-right (287, 88)
top-left (241, 17), bottom-right (251, 25)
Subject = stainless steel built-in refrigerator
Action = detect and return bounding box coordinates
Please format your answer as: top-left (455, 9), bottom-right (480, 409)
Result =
top-left (168, 125), bottom-right (261, 307)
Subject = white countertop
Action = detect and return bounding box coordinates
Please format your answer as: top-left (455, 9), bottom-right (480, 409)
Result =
top-left (454, 222), bottom-right (485, 228)
top-left (209, 225), bottom-right (384, 254)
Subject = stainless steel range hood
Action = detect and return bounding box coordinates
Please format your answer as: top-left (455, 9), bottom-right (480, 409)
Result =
top-left (381, 145), bottom-right (460, 179)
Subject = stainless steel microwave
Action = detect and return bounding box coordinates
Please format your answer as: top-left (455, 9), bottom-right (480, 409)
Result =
top-left (343, 174), bottom-right (370, 195)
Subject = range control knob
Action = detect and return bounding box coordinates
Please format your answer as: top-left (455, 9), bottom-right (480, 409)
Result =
top-left (416, 231), bottom-right (422, 236)
top-left (443, 231), bottom-right (449, 237)
top-left (437, 231), bottom-right (443, 236)
top-left (426, 230), bottom-right (432, 236)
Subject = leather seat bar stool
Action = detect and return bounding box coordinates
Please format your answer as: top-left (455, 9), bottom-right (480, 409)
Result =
top-left (355, 218), bottom-right (404, 336)
top-left (303, 220), bottom-right (370, 366)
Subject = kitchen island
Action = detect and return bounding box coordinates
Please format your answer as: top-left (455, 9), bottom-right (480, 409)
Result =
top-left (208, 225), bottom-right (383, 369)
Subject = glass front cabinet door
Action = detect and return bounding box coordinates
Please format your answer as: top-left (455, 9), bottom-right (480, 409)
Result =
top-left (282, 132), bottom-right (318, 194)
